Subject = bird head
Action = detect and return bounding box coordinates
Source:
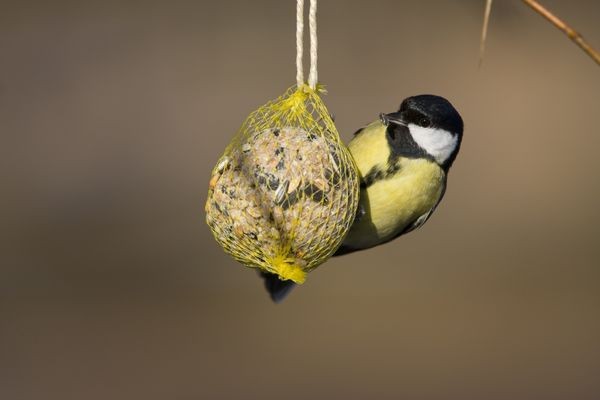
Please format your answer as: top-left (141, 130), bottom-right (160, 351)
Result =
top-left (382, 95), bottom-right (463, 169)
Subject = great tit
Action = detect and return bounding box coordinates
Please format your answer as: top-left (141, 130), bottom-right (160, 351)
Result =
top-left (261, 95), bottom-right (464, 302)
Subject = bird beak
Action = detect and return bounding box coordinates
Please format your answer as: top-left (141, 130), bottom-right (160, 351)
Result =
top-left (380, 112), bottom-right (407, 127)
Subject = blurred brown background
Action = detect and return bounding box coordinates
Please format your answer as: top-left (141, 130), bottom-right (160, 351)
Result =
top-left (2, 1), bottom-right (599, 399)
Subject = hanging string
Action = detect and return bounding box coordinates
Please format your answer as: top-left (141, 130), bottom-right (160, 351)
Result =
top-left (296, 0), bottom-right (305, 87)
top-left (308, 0), bottom-right (318, 89)
top-left (296, 0), bottom-right (318, 89)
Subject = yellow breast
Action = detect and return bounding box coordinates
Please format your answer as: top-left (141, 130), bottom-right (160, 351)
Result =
top-left (343, 121), bottom-right (445, 249)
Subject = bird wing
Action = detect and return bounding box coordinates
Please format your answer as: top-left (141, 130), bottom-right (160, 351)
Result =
top-left (352, 125), bottom-right (366, 137)
top-left (335, 177), bottom-right (448, 256)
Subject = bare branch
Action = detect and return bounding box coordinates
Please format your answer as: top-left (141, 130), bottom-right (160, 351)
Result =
top-left (522, 0), bottom-right (600, 66)
top-left (479, 0), bottom-right (493, 67)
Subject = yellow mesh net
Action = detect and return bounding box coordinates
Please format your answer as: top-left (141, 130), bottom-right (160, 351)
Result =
top-left (205, 84), bottom-right (359, 284)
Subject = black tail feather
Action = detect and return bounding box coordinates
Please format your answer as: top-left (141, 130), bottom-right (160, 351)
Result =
top-left (258, 271), bottom-right (297, 303)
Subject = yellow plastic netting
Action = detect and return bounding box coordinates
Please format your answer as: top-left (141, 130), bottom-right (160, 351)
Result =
top-left (205, 84), bottom-right (359, 284)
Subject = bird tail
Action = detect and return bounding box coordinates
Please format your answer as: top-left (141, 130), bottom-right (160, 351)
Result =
top-left (258, 271), bottom-right (297, 303)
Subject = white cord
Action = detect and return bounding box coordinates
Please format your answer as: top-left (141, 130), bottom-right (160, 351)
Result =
top-left (296, 0), bottom-right (305, 87)
top-left (308, 0), bottom-right (318, 89)
top-left (296, 0), bottom-right (318, 89)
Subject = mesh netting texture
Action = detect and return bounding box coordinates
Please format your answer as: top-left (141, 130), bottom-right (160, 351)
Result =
top-left (205, 85), bottom-right (359, 284)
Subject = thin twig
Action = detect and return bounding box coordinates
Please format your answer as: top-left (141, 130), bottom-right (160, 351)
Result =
top-left (479, 0), bottom-right (493, 67)
top-left (522, 0), bottom-right (600, 66)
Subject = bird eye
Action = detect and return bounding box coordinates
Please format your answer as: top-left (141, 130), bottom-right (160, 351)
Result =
top-left (419, 117), bottom-right (431, 127)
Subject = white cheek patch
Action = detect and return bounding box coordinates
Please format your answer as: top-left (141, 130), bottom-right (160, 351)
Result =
top-left (408, 124), bottom-right (458, 164)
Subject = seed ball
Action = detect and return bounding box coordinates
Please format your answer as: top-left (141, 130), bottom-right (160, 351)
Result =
top-left (205, 126), bottom-right (358, 282)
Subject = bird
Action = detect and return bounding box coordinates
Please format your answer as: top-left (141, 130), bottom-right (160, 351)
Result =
top-left (260, 94), bottom-right (464, 302)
